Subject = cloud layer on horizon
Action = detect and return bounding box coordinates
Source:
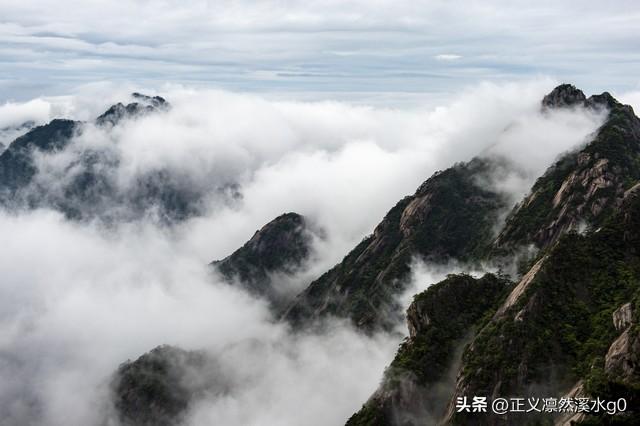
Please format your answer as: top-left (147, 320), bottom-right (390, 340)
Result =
top-left (1, 0), bottom-right (639, 102)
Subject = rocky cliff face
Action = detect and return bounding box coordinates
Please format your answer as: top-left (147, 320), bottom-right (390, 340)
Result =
top-left (347, 274), bottom-right (511, 426)
top-left (283, 157), bottom-right (509, 331)
top-left (286, 85), bottom-right (633, 333)
top-left (211, 212), bottom-right (320, 308)
top-left (443, 188), bottom-right (640, 425)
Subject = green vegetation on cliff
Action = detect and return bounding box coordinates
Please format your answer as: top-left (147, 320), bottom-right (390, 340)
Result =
top-left (347, 273), bottom-right (512, 426)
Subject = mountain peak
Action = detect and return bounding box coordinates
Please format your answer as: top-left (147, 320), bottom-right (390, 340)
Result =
top-left (131, 92), bottom-right (168, 108)
top-left (95, 93), bottom-right (169, 126)
top-left (541, 84), bottom-right (587, 109)
top-left (211, 212), bottom-right (320, 308)
top-left (585, 91), bottom-right (621, 109)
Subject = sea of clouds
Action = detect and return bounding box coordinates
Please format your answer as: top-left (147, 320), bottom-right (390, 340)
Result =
top-left (0, 79), bottom-right (610, 425)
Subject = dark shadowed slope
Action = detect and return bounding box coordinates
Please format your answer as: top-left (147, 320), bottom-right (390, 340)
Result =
top-left (211, 212), bottom-right (322, 308)
top-left (112, 345), bottom-right (231, 426)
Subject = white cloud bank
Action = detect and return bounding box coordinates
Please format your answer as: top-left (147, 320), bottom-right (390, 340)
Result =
top-left (0, 80), bottom-right (610, 425)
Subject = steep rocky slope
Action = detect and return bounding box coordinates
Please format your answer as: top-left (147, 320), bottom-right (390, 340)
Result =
top-left (444, 180), bottom-right (640, 425)
top-left (347, 86), bottom-right (640, 425)
top-left (283, 157), bottom-right (509, 331)
top-left (211, 212), bottom-right (320, 308)
top-left (494, 85), bottom-right (640, 253)
top-left (284, 84), bottom-right (629, 332)
top-left (347, 274), bottom-right (512, 425)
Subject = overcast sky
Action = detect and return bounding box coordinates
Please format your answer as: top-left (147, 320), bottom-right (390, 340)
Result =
top-left (1, 0), bottom-right (639, 103)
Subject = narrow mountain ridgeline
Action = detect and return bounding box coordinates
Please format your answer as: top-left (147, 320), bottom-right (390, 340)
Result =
top-left (283, 157), bottom-right (510, 331)
top-left (346, 86), bottom-right (640, 425)
top-left (211, 212), bottom-right (321, 308)
top-left (96, 93), bottom-right (169, 127)
top-left (494, 84), bottom-right (640, 254)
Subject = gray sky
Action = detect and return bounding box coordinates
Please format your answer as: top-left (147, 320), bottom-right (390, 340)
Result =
top-left (1, 0), bottom-right (639, 103)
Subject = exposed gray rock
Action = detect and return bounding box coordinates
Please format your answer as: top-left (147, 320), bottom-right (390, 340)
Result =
top-left (604, 327), bottom-right (640, 382)
top-left (613, 302), bottom-right (633, 332)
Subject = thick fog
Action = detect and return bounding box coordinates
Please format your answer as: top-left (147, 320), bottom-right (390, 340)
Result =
top-left (0, 81), bottom-right (607, 425)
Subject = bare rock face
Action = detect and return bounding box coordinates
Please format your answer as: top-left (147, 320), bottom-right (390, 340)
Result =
top-left (605, 302), bottom-right (639, 384)
top-left (406, 297), bottom-right (431, 339)
top-left (604, 327), bottom-right (640, 382)
top-left (554, 381), bottom-right (587, 426)
top-left (493, 256), bottom-right (546, 318)
top-left (613, 303), bottom-right (633, 332)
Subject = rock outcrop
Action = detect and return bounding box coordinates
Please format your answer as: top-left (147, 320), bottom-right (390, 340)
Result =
top-left (442, 177), bottom-right (640, 425)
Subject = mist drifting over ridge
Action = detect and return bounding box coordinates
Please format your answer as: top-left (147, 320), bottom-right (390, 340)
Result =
top-left (0, 80), bottom-right (611, 425)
